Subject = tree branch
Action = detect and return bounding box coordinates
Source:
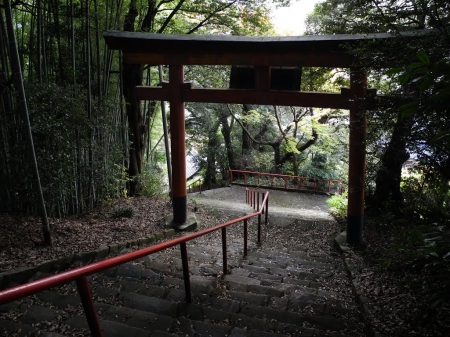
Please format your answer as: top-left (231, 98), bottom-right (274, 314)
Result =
top-left (273, 106), bottom-right (285, 136)
top-left (278, 109), bottom-right (331, 165)
top-left (186, 0), bottom-right (237, 34)
top-left (157, 0), bottom-right (186, 33)
top-left (226, 104), bottom-right (275, 147)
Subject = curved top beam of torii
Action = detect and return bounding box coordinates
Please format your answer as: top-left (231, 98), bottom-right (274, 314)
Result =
top-left (104, 29), bottom-right (433, 246)
top-left (104, 29), bottom-right (431, 67)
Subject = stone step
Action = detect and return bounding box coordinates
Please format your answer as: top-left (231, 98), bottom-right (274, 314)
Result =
top-left (93, 285), bottom-right (338, 335)
top-left (246, 250), bottom-right (337, 267)
top-left (1, 270), bottom-right (357, 336)
top-left (65, 314), bottom-right (172, 337)
top-left (95, 270), bottom-right (352, 317)
top-left (0, 318), bottom-right (42, 336)
top-left (0, 211), bottom-right (362, 336)
top-left (240, 260), bottom-right (336, 280)
top-left (96, 249), bottom-right (354, 310)
top-left (84, 268), bottom-right (356, 333)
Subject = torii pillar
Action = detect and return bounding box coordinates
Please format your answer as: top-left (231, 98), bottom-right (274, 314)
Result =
top-left (168, 65), bottom-right (188, 225)
top-left (347, 68), bottom-right (367, 246)
top-left (166, 65), bottom-right (198, 231)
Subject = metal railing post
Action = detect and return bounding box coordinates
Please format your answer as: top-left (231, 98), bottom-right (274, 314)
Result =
top-left (222, 227), bottom-right (227, 275)
top-left (244, 219), bottom-right (248, 257)
top-left (265, 196), bottom-right (269, 225)
top-left (180, 242), bottom-right (192, 303)
top-left (258, 214), bottom-right (262, 243)
top-left (252, 191), bottom-right (256, 209)
top-left (76, 276), bottom-right (102, 337)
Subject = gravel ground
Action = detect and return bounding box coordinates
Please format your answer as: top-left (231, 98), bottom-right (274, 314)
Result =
top-left (192, 185), bottom-right (330, 211)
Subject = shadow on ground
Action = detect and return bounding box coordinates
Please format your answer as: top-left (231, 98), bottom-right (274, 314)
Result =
top-left (189, 185), bottom-right (334, 227)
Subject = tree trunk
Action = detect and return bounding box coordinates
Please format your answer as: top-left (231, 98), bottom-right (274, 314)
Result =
top-left (372, 113), bottom-right (413, 210)
top-left (292, 119), bottom-right (299, 177)
top-left (158, 65), bottom-right (172, 197)
top-left (36, 0), bottom-right (43, 80)
top-left (51, 0), bottom-right (64, 82)
top-left (122, 0), bottom-right (143, 196)
top-left (123, 63), bottom-right (144, 196)
top-left (278, 111), bottom-right (329, 166)
top-left (273, 143), bottom-right (281, 173)
top-left (204, 122), bottom-right (221, 189)
top-left (241, 104), bottom-right (253, 154)
top-left (220, 111), bottom-right (235, 172)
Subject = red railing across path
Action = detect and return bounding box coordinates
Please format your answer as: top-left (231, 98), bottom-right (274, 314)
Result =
top-left (187, 177), bottom-right (202, 194)
top-left (230, 169), bottom-right (345, 194)
top-left (0, 188), bottom-right (268, 337)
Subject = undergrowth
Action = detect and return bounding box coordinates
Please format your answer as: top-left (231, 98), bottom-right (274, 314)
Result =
top-left (111, 206), bottom-right (137, 218)
top-left (326, 191), bottom-right (348, 217)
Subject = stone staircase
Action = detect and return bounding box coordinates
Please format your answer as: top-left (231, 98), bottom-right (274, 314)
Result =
top-left (0, 190), bottom-right (364, 336)
top-left (0, 232), bottom-right (362, 336)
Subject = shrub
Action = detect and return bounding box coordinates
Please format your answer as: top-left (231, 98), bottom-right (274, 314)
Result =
top-left (327, 191), bottom-right (348, 217)
top-left (137, 163), bottom-right (166, 198)
top-left (111, 206), bottom-right (137, 218)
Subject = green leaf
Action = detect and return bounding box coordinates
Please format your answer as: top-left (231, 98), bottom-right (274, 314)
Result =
top-left (409, 62), bottom-right (425, 69)
top-left (398, 73), bottom-right (410, 85)
top-left (417, 51), bottom-right (430, 66)
top-left (412, 67), bottom-right (429, 74)
top-left (400, 102), bottom-right (418, 118)
top-left (385, 67), bottom-right (404, 75)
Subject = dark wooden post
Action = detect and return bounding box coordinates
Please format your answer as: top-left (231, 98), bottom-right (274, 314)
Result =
top-left (255, 66), bottom-right (271, 91)
top-left (347, 68), bottom-right (367, 246)
top-left (169, 65), bottom-right (187, 224)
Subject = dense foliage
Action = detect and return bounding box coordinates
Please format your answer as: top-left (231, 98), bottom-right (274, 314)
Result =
top-left (1, 1), bottom-right (448, 254)
top-left (307, 0), bottom-right (449, 218)
top-left (0, 0), bottom-right (289, 216)
top-left (307, 1), bottom-right (450, 330)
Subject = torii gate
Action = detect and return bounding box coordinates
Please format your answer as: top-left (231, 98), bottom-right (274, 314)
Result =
top-left (104, 31), bottom-right (390, 246)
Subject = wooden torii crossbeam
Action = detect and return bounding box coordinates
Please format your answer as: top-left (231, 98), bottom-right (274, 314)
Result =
top-left (104, 30), bottom-right (426, 246)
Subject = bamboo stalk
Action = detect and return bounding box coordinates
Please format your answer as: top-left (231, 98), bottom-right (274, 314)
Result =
top-left (4, 0), bottom-right (51, 244)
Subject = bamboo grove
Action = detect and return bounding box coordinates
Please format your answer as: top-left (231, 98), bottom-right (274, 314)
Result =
top-left (1, 0), bottom-right (130, 217)
top-left (0, 0), bottom-right (283, 218)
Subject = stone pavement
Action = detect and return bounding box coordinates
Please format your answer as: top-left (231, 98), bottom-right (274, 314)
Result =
top-left (0, 187), bottom-right (364, 336)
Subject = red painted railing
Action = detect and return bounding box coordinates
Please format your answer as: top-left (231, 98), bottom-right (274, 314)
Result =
top-left (187, 178), bottom-right (202, 194)
top-left (229, 169), bottom-right (345, 194)
top-left (0, 188), bottom-right (268, 337)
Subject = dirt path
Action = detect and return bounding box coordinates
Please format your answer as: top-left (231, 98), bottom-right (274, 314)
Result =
top-left (189, 185), bottom-right (334, 227)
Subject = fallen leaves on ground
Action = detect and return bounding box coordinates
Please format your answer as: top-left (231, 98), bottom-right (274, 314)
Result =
top-left (0, 196), bottom-right (173, 272)
top-left (347, 218), bottom-right (450, 337)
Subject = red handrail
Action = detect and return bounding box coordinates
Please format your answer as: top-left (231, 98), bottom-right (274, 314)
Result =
top-left (229, 169), bottom-right (345, 194)
top-left (187, 178), bottom-right (202, 194)
top-left (0, 188), bottom-right (269, 337)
